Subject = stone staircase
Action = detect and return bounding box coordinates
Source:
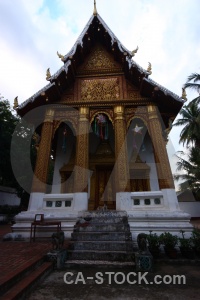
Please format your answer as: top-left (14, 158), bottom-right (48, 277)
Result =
top-left (67, 211), bottom-right (135, 264)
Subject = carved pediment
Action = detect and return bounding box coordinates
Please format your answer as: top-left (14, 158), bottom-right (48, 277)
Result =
top-left (80, 77), bottom-right (121, 101)
top-left (78, 44), bottom-right (121, 74)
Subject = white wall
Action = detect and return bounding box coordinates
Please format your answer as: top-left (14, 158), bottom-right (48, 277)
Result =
top-left (140, 136), bottom-right (159, 191)
top-left (127, 121), bottom-right (159, 191)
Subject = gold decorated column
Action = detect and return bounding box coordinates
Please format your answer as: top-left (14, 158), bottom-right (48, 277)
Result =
top-left (73, 107), bottom-right (89, 193)
top-left (147, 105), bottom-right (174, 189)
top-left (114, 106), bottom-right (130, 192)
top-left (32, 108), bottom-right (54, 193)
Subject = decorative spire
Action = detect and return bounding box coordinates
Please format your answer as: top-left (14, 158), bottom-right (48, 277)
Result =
top-left (13, 96), bottom-right (18, 110)
top-left (182, 88), bottom-right (187, 102)
top-left (57, 51), bottom-right (65, 62)
top-left (147, 62), bottom-right (152, 75)
top-left (93, 0), bottom-right (97, 16)
top-left (46, 68), bottom-right (51, 80)
top-left (131, 46), bottom-right (139, 57)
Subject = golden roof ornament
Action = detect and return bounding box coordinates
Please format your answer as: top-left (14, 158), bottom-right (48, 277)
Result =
top-left (13, 96), bottom-right (18, 110)
top-left (93, 0), bottom-right (97, 16)
top-left (182, 88), bottom-right (187, 101)
top-left (46, 68), bottom-right (51, 80)
top-left (57, 51), bottom-right (65, 62)
top-left (147, 62), bottom-right (152, 75)
top-left (131, 46), bottom-right (139, 57)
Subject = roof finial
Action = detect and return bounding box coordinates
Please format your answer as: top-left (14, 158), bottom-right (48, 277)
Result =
top-left (182, 87), bottom-right (187, 102)
top-left (93, 0), bottom-right (97, 16)
top-left (147, 62), bottom-right (152, 75)
top-left (131, 46), bottom-right (139, 57)
top-left (13, 96), bottom-right (18, 110)
top-left (46, 68), bottom-right (51, 80)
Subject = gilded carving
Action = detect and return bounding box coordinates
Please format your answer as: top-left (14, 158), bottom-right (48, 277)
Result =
top-left (54, 110), bottom-right (79, 135)
top-left (125, 107), bottom-right (148, 129)
top-left (73, 108), bottom-right (89, 192)
top-left (79, 45), bottom-right (120, 72)
top-left (114, 106), bottom-right (130, 191)
top-left (147, 105), bottom-right (174, 189)
top-left (81, 78), bottom-right (120, 101)
top-left (32, 121), bottom-right (53, 192)
top-left (44, 108), bottom-right (54, 122)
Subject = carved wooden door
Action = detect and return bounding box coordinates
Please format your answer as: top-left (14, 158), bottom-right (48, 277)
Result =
top-left (95, 166), bottom-right (115, 209)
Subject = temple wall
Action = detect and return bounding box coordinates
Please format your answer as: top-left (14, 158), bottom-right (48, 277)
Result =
top-left (139, 137), bottom-right (159, 191)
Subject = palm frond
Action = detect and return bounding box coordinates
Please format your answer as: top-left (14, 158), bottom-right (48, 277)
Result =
top-left (186, 73), bottom-right (200, 83)
top-left (184, 82), bottom-right (200, 91)
top-left (189, 96), bottom-right (200, 105)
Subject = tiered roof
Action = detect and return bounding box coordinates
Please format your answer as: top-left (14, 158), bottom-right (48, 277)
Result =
top-left (17, 10), bottom-right (184, 117)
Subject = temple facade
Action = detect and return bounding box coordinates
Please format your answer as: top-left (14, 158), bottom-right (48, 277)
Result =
top-left (13, 6), bottom-right (192, 238)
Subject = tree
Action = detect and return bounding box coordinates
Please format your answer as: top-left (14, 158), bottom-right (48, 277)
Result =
top-left (184, 73), bottom-right (200, 105)
top-left (0, 98), bottom-right (19, 187)
top-left (0, 97), bottom-right (37, 208)
top-left (173, 101), bottom-right (200, 148)
top-left (173, 72), bottom-right (200, 198)
top-left (184, 73), bottom-right (200, 93)
top-left (174, 148), bottom-right (200, 200)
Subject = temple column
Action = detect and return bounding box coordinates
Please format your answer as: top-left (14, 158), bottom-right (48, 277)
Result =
top-left (31, 108), bottom-right (54, 193)
top-left (73, 107), bottom-right (89, 193)
top-left (147, 105), bottom-right (174, 189)
top-left (114, 106), bottom-right (130, 192)
top-left (28, 108), bottom-right (54, 211)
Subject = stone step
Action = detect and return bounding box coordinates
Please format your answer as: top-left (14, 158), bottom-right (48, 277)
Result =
top-left (65, 260), bottom-right (135, 267)
top-left (77, 217), bottom-right (128, 225)
top-left (67, 250), bottom-right (135, 262)
top-left (80, 211), bottom-right (127, 219)
top-left (69, 211), bottom-right (134, 263)
top-left (71, 231), bottom-right (131, 241)
top-left (70, 241), bottom-right (133, 251)
top-left (74, 223), bottom-right (129, 232)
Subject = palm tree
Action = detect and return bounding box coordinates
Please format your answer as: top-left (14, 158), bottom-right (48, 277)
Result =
top-left (184, 73), bottom-right (200, 92)
top-left (174, 148), bottom-right (200, 200)
top-left (173, 101), bottom-right (200, 148)
top-left (173, 72), bottom-right (200, 197)
top-left (184, 73), bottom-right (200, 104)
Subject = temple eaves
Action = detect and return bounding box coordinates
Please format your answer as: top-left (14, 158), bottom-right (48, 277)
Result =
top-left (17, 6), bottom-right (184, 112)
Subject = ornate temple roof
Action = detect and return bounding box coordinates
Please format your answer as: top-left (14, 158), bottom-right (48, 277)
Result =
top-left (17, 9), bottom-right (185, 115)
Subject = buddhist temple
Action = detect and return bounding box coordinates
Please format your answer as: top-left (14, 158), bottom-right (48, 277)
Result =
top-left (13, 2), bottom-right (192, 239)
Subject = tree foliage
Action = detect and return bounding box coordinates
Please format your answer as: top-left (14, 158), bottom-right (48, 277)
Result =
top-left (173, 101), bottom-right (200, 148)
top-left (0, 98), bottom-right (36, 208)
top-left (184, 73), bottom-right (200, 95)
top-left (0, 99), bottom-right (18, 187)
top-left (173, 72), bottom-right (200, 198)
top-left (174, 148), bottom-right (200, 200)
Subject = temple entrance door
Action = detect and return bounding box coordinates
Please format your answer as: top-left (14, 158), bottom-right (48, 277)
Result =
top-left (95, 166), bottom-right (115, 210)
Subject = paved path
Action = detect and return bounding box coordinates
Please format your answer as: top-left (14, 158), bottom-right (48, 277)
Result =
top-left (27, 263), bottom-right (200, 300)
top-left (0, 225), bottom-right (52, 288)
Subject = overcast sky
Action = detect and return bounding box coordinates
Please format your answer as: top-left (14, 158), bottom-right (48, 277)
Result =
top-left (0, 0), bottom-right (200, 179)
